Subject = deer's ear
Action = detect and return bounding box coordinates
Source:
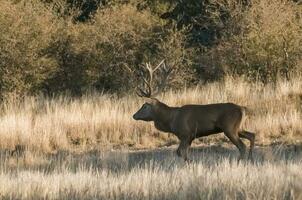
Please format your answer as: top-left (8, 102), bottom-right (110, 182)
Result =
top-left (147, 98), bottom-right (159, 105)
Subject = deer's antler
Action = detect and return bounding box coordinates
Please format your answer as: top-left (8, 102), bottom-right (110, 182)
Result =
top-left (136, 59), bottom-right (172, 98)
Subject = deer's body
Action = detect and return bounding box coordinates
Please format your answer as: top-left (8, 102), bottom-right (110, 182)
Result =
top-left (133, 99), bottom-right (255, 162)
top-left (133, 60), bottom-right (255, 162)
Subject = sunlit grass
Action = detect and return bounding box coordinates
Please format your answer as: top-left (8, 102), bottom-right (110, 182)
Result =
top-left (0, 146), bottom-right (301, 199)
top-left (0, 77), bottom-right (301, 153)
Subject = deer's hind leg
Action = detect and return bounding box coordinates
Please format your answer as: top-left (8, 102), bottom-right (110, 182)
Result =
top-left (219, 113), bottom-right (247, 162)
top-left (224, 131), bottom-right (247, 162)
top-left (239, 131), bottom-right (255, 161)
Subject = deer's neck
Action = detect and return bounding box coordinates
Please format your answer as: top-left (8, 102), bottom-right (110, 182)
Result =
top-left (153, 103), bottom-right (176, 133)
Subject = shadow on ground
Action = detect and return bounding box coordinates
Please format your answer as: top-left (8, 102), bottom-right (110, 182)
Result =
top-left (0, 144), bottom-right (301, 173)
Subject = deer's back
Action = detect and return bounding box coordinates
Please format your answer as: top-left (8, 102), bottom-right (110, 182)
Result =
top-left (172, 103), bottom-right (244, 138)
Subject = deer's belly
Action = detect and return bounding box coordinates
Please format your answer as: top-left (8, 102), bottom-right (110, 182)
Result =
top-left (195, 127), bottom-right (223, 138)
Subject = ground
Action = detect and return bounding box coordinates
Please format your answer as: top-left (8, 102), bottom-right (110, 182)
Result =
top-left (0, 78), bottom-right (301, 199)
top-left (0, 144), bottom-right (301, 200)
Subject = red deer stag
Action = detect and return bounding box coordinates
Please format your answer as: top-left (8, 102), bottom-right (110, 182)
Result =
top-left (132, 60), bottom-right (255, 162)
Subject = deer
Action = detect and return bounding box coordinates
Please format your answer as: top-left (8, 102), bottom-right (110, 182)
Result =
top-left (132, 60), bottom-right (256, 162)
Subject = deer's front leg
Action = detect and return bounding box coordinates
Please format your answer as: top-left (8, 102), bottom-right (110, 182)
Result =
top-left (176, 139), bottom-right (192, 162)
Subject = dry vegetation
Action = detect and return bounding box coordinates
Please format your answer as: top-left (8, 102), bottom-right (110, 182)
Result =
top-left (1, 0), bottom-right (301, 97)
top-left (0, 145), bottom-right (301, 199)
top-left (0, 77), bottom-right (301, 153)
top-left (0, 0), bottom-right (302, 199)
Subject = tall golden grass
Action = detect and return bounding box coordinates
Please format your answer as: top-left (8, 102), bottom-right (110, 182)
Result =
top-left (0, 77), bottom-right (301, 153)
top-left (0, 146), bottom-right (301, 199)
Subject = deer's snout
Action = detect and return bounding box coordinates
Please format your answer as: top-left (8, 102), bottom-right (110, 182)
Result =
top-left (133, 112), bottom-right (139, 120)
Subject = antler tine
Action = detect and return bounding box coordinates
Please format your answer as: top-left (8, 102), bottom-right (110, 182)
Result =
top-left (145, 62), bottom-right (154, 97)
top-left (153, 59), bottom-right (165, 72)
top-left (135, 59), bottom-right (171, 98)
top-left (135, 63), bottom-right (152, 98)
top-left (135, 77), bottom-right (152, 97)
top-left (136, 87), bottom-right (151, 97)
top-left (145, 62), bottom-right (153, 72)
top-left (135, 88), bottom-right (144, 97)
top-left (152, 60), bottom-right (172, 96)
top-left (163, 61), bottom-right (172, 73)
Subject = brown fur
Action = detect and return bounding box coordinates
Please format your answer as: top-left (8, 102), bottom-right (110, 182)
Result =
top-left (133, 98), bottom-right (256, 162)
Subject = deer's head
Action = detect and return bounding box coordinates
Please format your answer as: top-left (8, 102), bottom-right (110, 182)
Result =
top-left (133, 60), bottom-right (172, 122)
top-left (133, 98), bottom-right (158, 121)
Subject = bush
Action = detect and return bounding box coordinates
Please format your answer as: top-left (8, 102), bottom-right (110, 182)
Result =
top-left (66, 4), bottom-right (162, 93)
top-left (0, 1), bottom-right (195, 98)
top-left (2, 0), bottom-right (299, 99)
top-left (215, 0), bottom-right (302, 83)
top-left (59, 4), bottom-right (195, 93)
top-left (0, 0), bottom-right (62, 99)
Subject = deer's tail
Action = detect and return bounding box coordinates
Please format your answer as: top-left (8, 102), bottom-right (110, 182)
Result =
top-left (239, 106), bottom-right (249, 130)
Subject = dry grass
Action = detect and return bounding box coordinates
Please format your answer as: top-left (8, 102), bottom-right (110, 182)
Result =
top-left (0, 146), bottom-right (301, 199)
top-left (1, 1), bottom-right (301, 198)
top-left (0, 77), bottom-right (301, 199)
top-left (0, 77), bottom-right (301, 153)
